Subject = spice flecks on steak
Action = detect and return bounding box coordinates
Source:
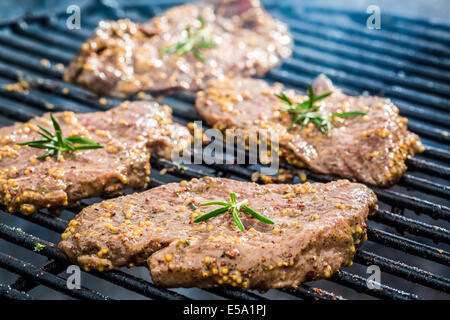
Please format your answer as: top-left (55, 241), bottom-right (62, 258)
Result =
top-left (59, 177), bottom-right (377, 290)
top-left (195, 75), bottom-right (424, 186)
top-left (0, 101), bottom-right (191, 215)
top-left (63, 0), bottom-right (292, 98)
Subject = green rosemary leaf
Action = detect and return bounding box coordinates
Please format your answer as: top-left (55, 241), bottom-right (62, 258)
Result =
top-left (229, 192), bottom-right (237, 204)
top-left (160, 15), bottom-right (216, 62)
top-left (232, 207), bottom-right (245, 231)
top-left (330, 111), bottom-right (367, 118)
top-left (274, 93), bottom-right (293, 106)
top-left (275, 82), bottom-right (366, 135)
top-left (194, 193), bottom-right (274, 231)
top-left (242, 204), bottom-right (274, 225)
top-left (192, 47), bottom-right (205, 62)
top-left (194, 206), bottom-right (229, 223)
top-left (199, 201), bottom-right (230, 206)
top-left (16, 114), bottom-right (103, 160)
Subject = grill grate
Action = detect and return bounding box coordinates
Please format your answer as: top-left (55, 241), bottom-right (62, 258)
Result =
top-left (0, 0), bottom-right (448, 300)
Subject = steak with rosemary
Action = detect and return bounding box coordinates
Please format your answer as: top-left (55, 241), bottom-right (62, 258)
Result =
top-left (63, 0), bottom-right (292, 98)
top-left (0, 101), bottom-right (191, 215)
top-left (195, 75), bottom-right (424, 187)
top-left (59, 177), bottom-right (377, 290)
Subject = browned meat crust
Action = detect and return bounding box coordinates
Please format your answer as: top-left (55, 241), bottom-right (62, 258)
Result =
top-left (63, 0), bottom-right (292, 98)
top-left (0, 101), bottom-right (191, 215)
top-left (195, 75), bottom-right (424, 187)
top-left (59, 177), bottom-right (377, 290)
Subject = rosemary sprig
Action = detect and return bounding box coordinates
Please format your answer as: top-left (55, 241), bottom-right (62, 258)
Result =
top-left (17, 114), bottom-right (103, 161)
top-left (161, 15), bottom-right (216, 62)
top-left (194, 192), bottom-right (274, 231)
top-left (275, 84), bottom-right (367, 136)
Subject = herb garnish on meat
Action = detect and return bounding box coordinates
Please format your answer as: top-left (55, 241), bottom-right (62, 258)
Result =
top-left (34, 243), bottom-right (46, 252)
top-left (161, 15), bottom-right (216, 62)
top-left (17, 114), bottom-right (103, 161)
top-left (275, 84), bottom-right (366, 136)
top-left (194, 192), bottom-right (274, 231)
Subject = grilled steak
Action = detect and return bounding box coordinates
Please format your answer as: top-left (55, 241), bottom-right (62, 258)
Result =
top-left (59, 177), bottom-right (377, 290)
top-left (0, 101), bottom-right (191, 215)
top-left (63, 0), bottom-right (292, 98)
top-left (195, 75), bottom-right (424, 187)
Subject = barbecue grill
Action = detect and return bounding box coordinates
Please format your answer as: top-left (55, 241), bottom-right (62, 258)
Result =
top-left (0, 0), bottom-right (448, 300)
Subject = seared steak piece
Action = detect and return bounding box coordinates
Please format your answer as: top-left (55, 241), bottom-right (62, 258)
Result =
top-left (0, 101), bottom-right (191, 215)
top-left (59, 177), bottom-right (377, 290)
top-left (63, 0), bottom-right (292, 98)
top-left (195, 75), bottom-right (424, 187)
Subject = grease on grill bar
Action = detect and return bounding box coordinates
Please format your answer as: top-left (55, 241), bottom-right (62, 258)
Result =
top-left (0, 0), bottom-right (448, 300)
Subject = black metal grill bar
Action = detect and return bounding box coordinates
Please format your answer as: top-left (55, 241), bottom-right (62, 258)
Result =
top-left (12, 22), bottom-right (82, 53)
top-left (45, 18), bottom-right (93, 40)
top-left (281, 57), bottom-right (450, 113)
top-left (371, 210), bottom-right (450, 244)
top-left (0, 31), bottom-right (72, 64)
top-left (281, 15), bottom-right (450, 72)
top-left (0, 251), bottom-right (110, 300)
top-left (400, 174), bottom-right (449, 199)
top-left (355, 250), bottom-right (450, 293)
top-left (366, 228), bottom-right (449, 266)
top-left (0, 46), bottom-right (62, 80)
top-left (371, 189), bottom-right (450, 221)
top-left (331, 270), bottom-right (420, 300)
top-left (0, 283), bottom-right (34, 300)
top-left (284, 286), bottom-right (344, 300)
top-left (299, 14), bottom-right (450, 56)
top-left (0, 223), bottom-right (191, 300)
top-left (11, 210), bottom-right (67, 233)
top-left (289, 30), bottom-right (450, 84)
top-left (205, 288), bottom-right (267, 300)
top-left (381, 19), bottom-right (450, 42)
top-left (405, 121), bottom-right (449, 144)
top-left (302, 7), bottom-right (450, 38)
top-left (406, 157), bottom-right (450, 178)
top-left (10, 260), bottom-right (67, 292)
top-left (424, 145), bottom-right (450, 163)
top-left (288, 27), bottom-right (446, 89)
top-left (0, 85), bottom-right (92, 114)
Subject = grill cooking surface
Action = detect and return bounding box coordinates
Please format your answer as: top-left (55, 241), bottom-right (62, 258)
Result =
top-left (0, 0), bottom-right (448, 300)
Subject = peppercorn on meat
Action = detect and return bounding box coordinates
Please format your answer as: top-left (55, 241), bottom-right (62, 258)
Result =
top-left (63, 0), bottom-right (292, 98)
top-left (195, 75), bottom-right (424, 187)
top-left (59, 177), bottom-right (377, 290)
top-left (0, 101), bottom-right (191, 215)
